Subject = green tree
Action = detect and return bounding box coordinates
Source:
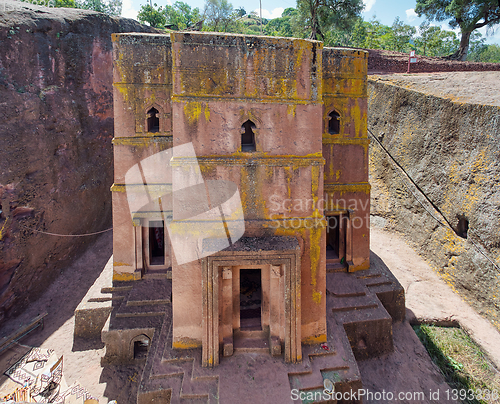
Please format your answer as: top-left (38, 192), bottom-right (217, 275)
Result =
top-left (164, 1), bottom-right (202, 30)
top-left (415, 0), bottom-right (500, 60)
top-left (472, 43), bottom-right (500, 62)
top-left (359, 18), bottom-right (392, 49)
top-left (235, 7), bottom-right (246, 17)
top-left (388, 16), bottom-right (416, 52)
top-left (21, 0), bottom-right (76, 10)
top-left (78, 0), bottom-right (121, 15)
top-left (295, 0), bottom-right (364, 40)
top-left (465, 31), bottom-right (488, 60)
top-left (416, 22), bottom-right (459, 56)
top-left (239, 12), bottom-right (265, 35)
top-left (264, 7), bottom-right (298, 37)
top-left (137, 3), bottom-right (167, 28)
top-left (203, 0), bottom-right (235, 32)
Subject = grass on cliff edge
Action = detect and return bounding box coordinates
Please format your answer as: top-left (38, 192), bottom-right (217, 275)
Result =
top-left (413, 324), bottom-right (500, 404)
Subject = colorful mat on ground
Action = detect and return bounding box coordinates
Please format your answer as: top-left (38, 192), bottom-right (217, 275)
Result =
top-left (3, 347), bottom-right (96, 403)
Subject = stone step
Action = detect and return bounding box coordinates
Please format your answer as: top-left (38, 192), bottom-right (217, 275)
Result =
top-left (288, 370), bottom-right (324, 392)
top-left (355, 268), bottom-right (406, 322)
top-left (126, 298), bottom-right (171, 306)
top-left (233, 329), bottom-right (267, 339)
top-left (127, 278), bottom-right (172, 302)
top-left (330, 294), bottom-right (379, 312)
top-left (101, 285), bottom-right (133, 294)
top-left (107, 312), bottom-right (165, 331)
top-left (180, 376), bottom-right (218, 401)
top-left (233, 336), bottom-right (269, 354)
top-left (115, 301), bottom-right (169, 317)
top-left (334, 303), bottom-right (393, 360)
top-left (143, 272), bottom-right (172, 280)
top-left (327, 271), bottom-right (367, 297)
top-left (149, 361), bottom-right (186, 379)
top-left (326, 262), bottom-right (347, 273)
top-left (138, 376), bottom-right (183, 404)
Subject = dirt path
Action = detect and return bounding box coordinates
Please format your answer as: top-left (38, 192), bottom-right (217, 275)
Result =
top-left (1, 228), bottom-right (499, 403)
top-left (370, 227), bottom-right (500, 369)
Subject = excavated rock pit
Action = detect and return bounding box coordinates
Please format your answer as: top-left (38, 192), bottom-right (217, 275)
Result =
top-left (0, 1), bottom-right (157, 323)
top-left (368, 72), bottom-right (500, 330)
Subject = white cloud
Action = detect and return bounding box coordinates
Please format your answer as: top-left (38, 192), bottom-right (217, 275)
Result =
top-left (477, 25), bottom-right (500, 44)
top-left (254, 7), bottom-right (284, 19)
top-left (363, 0), bottom-right (375, 13)
top-left (121, 0), bottom-right (138, 20)
top-left (406, 8), bottom-right (418, 22)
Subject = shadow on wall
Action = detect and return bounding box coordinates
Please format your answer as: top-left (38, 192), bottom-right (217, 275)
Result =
top-left (0, 232), bottom-right (112, 350)
top-left (0, 1), bottom-right (158, 324)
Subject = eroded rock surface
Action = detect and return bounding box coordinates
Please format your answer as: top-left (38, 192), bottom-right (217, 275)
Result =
top-left (0, 0), bottom-right (156, 323)
top-left (368, 73), bottom-right (500, 329)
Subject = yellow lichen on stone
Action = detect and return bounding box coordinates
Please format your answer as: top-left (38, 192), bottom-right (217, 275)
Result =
top-left (184, 101), bottom-right (202, 124)
top-left (302, 333), bottom-right (327, 344)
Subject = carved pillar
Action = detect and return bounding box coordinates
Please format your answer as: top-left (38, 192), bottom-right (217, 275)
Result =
top-left (221, 267), bottom-right (233, 356)
top-left (201, 259), bottom-right (219, 367)
top-left (133, 218), bottom-right (143, 277)
top-left (346, 210), bottom-right (354, 271)
top-left (269, 264), bottom-right (282, 356)
top-left (284, 258), bottom-right (301, 363)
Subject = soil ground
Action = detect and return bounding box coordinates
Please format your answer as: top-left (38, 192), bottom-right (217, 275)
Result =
top-left (1, 225), bottom-right (499, 403)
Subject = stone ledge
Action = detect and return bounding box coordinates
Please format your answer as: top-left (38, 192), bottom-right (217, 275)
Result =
top-left (74, 256), bottom-right (113, 339)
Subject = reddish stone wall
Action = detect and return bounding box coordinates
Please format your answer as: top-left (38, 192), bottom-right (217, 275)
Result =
top-left (0, 1), bottom-right (156, 323)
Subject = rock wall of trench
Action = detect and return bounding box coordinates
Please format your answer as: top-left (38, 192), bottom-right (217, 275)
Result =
top-left (0, 1), bottom-right (156, 323)
top-left (368, 78), bottom-right (500, 328)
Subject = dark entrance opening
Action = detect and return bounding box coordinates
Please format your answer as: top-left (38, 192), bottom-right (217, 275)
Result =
top-left (456, 215), bottom-right (469, 239)
top-left (147, 107), bottom-right (160, 132)
top-left (133, 335), bottom-right (150, 359)
top-left (326, 215), bottom-right (341, 260)
top-left (149, 221), bottom-right (165, 265)
top-left (240, 268), bottom-right (262, 329)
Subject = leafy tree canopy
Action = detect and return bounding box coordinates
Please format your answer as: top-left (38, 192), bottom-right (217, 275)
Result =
top-left (415, 0), bottom-right (500, 59)
top-left (79, 0), bottom-right (121, 14)
top-left (21, 0), bottom-right (122, 14)
top-left (203, 0), bottom-right (235, 32)
top-left (295, 0), bottom-right (364, 40)
top-left (137, 3), bottom-right (167, 27)
top-left (165, 1), bottom-right (202, 30)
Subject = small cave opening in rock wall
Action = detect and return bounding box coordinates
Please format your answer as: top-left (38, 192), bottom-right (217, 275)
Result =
top-left (133, 335), bottom-right (151, 359)
top-left (147, 107), bottom-right (160, 132)
top-left (328, 111), bottom-right (340, 135)
top-left (241, 120), bottom-right (256, 152)
top-left (456, 215), bottom-right (469, 239)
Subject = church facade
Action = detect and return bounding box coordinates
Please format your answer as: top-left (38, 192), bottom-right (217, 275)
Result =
top-left (111, 32), bottom-right (370, 366)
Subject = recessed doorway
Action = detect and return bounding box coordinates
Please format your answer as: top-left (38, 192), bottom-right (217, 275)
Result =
top-left (239, 268), bottom-right (262, 329)
top-left (326, 215), bottom-right (341, 260)
top-left (149, 221), bottom-right (165, 266)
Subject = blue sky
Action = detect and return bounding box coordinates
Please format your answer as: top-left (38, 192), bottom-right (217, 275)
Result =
top-left (121, 0), bottom-right (500, 45)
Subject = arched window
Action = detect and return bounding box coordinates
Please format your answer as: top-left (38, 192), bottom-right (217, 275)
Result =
top-left (147, 107), bottom-right (160, 133)
top-left (241, 120), bottom-right (256, 152)
top-left (328, 110), bottom-right (340, 135)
